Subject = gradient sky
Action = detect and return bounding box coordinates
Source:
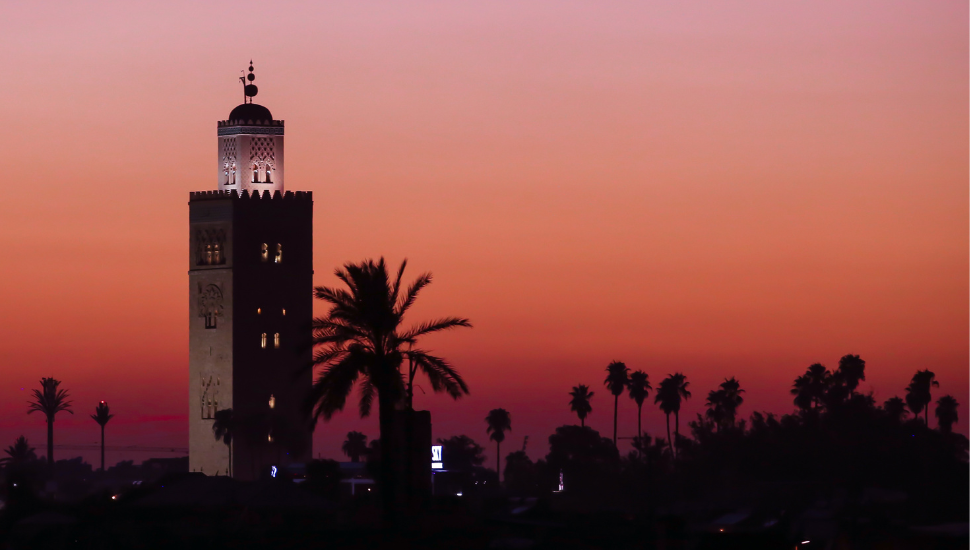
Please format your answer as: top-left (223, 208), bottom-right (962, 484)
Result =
top-left (1, 1), bottom-right (967, 466)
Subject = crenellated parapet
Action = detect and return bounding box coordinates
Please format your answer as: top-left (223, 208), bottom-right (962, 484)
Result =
top-left (189, 189), bottom-right (311, 203)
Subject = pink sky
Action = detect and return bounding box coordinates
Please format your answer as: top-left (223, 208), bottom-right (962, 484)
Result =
top-left (0, 1), bottom-right (966, 466)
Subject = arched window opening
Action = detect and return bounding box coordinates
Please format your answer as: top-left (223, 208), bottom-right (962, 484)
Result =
top-left (252, 165), bottom-right (259, 183)
top-left (204, 312), bottom-right (217, 329)
top-left (205, 244), bottom-right (213, 265)
top-left (260, 333), bottom-right (267, 349)
top-left (261, 243), bottom-right (269, 262)
top-left (274, 243), bottom-right (282, 264)
top-left (273, 333), bottom-right (280, 349)
top-left (257, 307), bottom-right (261, 315)
top-left (282, 308), bottom-right (286, 316)
top-left (265, 166), bottom-right (272, 183)
top-left (213, 243), bottom-right (222, 264)
top-left (228, 167), bottom-right (235, 185)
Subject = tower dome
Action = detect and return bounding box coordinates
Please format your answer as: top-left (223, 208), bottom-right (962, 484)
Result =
top-left (228, 103), bottom-right (273, 123)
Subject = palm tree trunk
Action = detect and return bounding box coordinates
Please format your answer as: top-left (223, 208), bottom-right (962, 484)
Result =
top-left (613, 395), bottom-right (618, 447)
top-left (665, 413), bottom-right (672, 457)
top-left (377, 389), bottom-right (398, 525)
top-left (47, 417), bottom-right (54, 468)
top-left (100, 425), bottom-right (105, 472)
top-left (674, 411), bottom-right (680, 458)
top-left (637, 403), bottom-right (642, 456)
top-left (581, 416), bottom-right (585, 428)
top-left (496, 441), bottom-right (501, 484)
top-left (228, 440), bottom-right (232, 477)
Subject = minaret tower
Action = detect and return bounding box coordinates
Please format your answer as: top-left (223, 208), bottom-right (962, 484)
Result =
top-left (189, 64), bottom-right (312, 480)
top-left (218, 62), bottom-right (285, 194)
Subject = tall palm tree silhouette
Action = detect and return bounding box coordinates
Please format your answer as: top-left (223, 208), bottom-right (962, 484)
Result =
top-left (905, 370), bottom-right (939, 426)
top-left (90, 401), bottom-right (114, 472)
top-left (604, 361), bottom-right (630, 447)
top-left (883, 396), bottom-right (908, 423)
top-left (569, 385), bottom-right (594, 427)
top-left (27, 377), bottom-right (73, 468)
top-left (791, 364), bottom-right (830, 411)
top-left (485, 408), bottom-right (511, 482)
top-left (212, 408), bottom-right (236, 476)
top-left (934, 395), bottom-right (959, 434)
top-left (709, 378), bottom-right (744, 430)
top-left (342, 431), bottom-right (368, 462)
top-left (306, 258), bottom-right (470, 520)
top-left (655, 373), bottom-right (690, 457)
top-left (627, 371), bottom-right (651, 444)
top-left (1, 436), bottom-right (37, 466)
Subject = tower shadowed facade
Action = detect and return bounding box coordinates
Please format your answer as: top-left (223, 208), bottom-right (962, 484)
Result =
top-left (188, 65), bottom-right (313, 479)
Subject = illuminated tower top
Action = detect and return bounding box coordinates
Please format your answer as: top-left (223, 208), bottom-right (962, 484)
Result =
top-left (217, 62), bottom-right (285, 194)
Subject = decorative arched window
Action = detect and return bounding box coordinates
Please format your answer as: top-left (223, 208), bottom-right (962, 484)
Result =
top-left (213, 243), bottom-right (222, 264)
top-left (261, 243), bottom-right (269, 262)
top-left (274, 243), bottom-right (282, 264)
top-left (261, 333), bottom-right (267, 349)
top-left (265, 166), bottom-right (272, 183)
top-left (273, 333), bottom-right (280, 349)
top-left (228, 166), bottom-right (235, 185)
top-left (205, 244), bottom-right (213, 265)
top-left (253, 164), bottom-right (259, 183)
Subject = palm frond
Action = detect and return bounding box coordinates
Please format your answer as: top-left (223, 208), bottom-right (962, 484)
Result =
top-left (399, 317), bottom-right (472, 342)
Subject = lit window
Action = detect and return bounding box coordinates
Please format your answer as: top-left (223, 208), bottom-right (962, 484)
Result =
top-left (229, 166), bottom-right (235, 185)
top-left (257, 307), bottom-right (261, 315)
top-left (252, 165), bottom-right (259, 183)
top-left (205, 244), bottom-right (213, 265)
top-left (260, 243), bottom-right (268, 262)
top-left (267, 432), bottom-right (273, 443)
top-left (268, 395), bottom-right (275, 409)
top-left (281, 308), bottom-right (286, 316)
top-left (274, 244), bottom-right (282, 264)
top-left (273, 333), bottom-right (280, 349)
top-left (213, 243), bottom-right (222, 264)
top-left (260, 333), bottom-right (267, 349)
top-left (265, 166), bottom-right (272, 183)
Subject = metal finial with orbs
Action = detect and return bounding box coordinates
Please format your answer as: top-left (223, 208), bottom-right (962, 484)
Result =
top-left (241, 61), bottom-right (258, 102)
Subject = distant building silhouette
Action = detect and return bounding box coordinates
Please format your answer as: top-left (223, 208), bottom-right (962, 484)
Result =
top-left (188, 63), bottom-right (313, 479)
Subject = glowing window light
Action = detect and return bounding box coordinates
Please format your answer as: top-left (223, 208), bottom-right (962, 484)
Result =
top-left (260, 333), bottom-right (267, 349)
top-left (274, 333), bottom-right (280, 349)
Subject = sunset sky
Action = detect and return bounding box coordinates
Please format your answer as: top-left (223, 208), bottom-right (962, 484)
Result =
top-left (1, 1), bottom-right (967, 465)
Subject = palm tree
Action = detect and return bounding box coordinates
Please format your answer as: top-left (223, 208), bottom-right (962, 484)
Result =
top-left (342, 431), bottom-right (368, 462)
top-left (905, 370), bottom-right (939, 426)
top-left (604, 361), bottom-right (630, 447)
top-left (27, 377), bottom-right (73, 468)
top-left (655, 373), bottom-right (690, 457)
top-left (485, 408), bottom-right (511, 482)
top-left (90, 401), bottom-right (114, 472)
top-left (569, 385), bottom-right (594, 427)
top-left (718, 377), bottom-right (744, 427)
top-left (935, 395), bottom-right (959, 434)
top-left (212, 408), bottom-right (236, 476)
top-left (627, 371), bottom-right (651, 443)
top-left (837, 355), bottom-right (866, 393)
top-left (306, 258), bottom-right (470, 519)
top-left (883, 396), bottom-right (908, 423)
top-left (791, 364), bottom-right (830, 411)
top-left (1, 436), bottom-right (37, 466)
top-left (705, 389), bottom-right (725, 429)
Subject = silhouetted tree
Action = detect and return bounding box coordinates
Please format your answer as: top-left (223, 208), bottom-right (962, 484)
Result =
top-left (546, 425), bottom-right (619, 495)
top-left (935, 395), bottom-right (959, 434)
top-left (627, 370), bottom-right (651, 443)
top-left (569, 384), bottom-right (594, 427)
top-left (838, 354), bottom-right (866, 393)
top-left (306, 258), bottom-right (471, 520)
top-left (437, 435), bottom-right (485, 471)
top-left (883, 396), bottom-right (908, 423)
top-left (90, 401), bottom-right (113, 472)
top-left (791, 364), bottom-right (830, 411)
top-left (1, 436), bottom-right (37, 466)
top-left (503, 450), bottom-right (536, 496)
top-left (604, 361), bottom-right (630, 447)
top-left (27, 377), bottom-right (73, 469)
top-left (485, 408), bottom-right (511, 482)
top-left (705, 377), bottom-right (744, 431)
top-left (342, 431), bottom-right (368, 462)
top-left (655, 373), bottom-right (690, 457)
top-left (212, 408), bottom-right (235, 476)
top-left (906, 369), bottom-right (939, 426)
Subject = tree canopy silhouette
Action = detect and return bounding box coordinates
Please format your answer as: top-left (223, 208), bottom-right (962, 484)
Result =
top-left (1, 436), bottom-right (37, 466)
top-left (342, 431), bottom-right (368, 463)
top-left (705, 377), bottom-right (744, 431)
top-left (906, 369), bottom-right (939, 426)
top-left (27, 377), bottom-right (73, 468)
top-left (212, 408), bottom-right (236, 476)
top-left (569, 384), bottom-right (594, 427)
top-left (655, 373), bottom-right (690, 457)
top-left (935, 395), bottom-right (959, 434)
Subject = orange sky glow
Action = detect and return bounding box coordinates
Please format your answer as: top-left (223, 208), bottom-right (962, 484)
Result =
top-left (1, 1), bottom-right (967, 464)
